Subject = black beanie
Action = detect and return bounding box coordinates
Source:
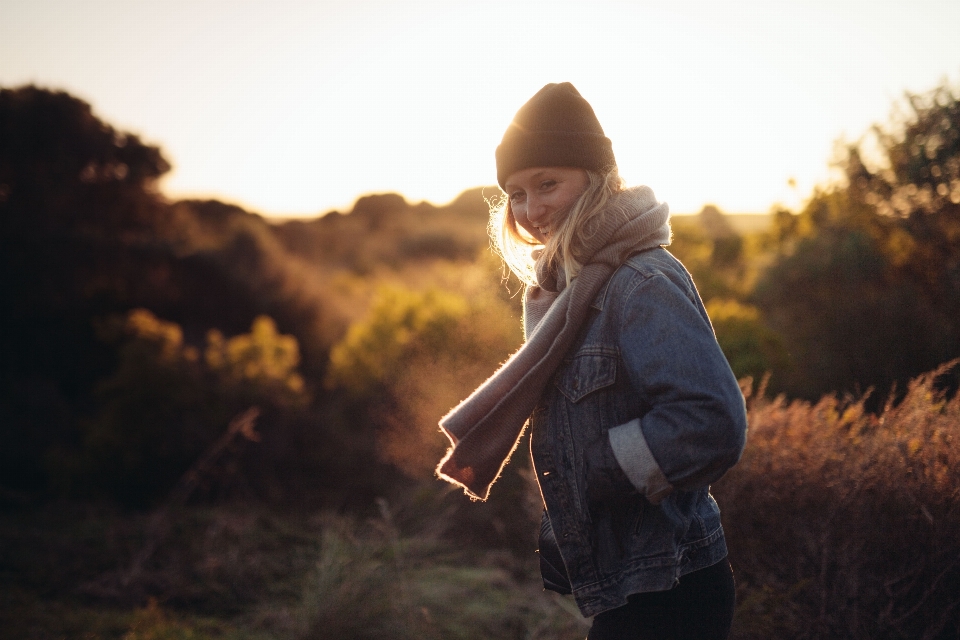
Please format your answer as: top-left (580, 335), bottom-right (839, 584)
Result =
top-left (496, 82), bottom-right (616, 190)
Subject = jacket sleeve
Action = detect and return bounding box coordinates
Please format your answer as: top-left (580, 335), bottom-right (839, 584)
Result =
top-left (607, 271), bottom-right (747, 501)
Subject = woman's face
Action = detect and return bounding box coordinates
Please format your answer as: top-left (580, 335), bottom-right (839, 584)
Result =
top-left (505, 166), bottom-right (590, 243)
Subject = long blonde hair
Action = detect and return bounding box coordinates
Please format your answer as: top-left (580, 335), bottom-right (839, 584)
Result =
top-left (489, 165), bottom-right (625, 287)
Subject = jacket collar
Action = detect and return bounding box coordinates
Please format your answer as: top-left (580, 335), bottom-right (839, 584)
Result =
top-left (590, 276), bottom-right (613, 312)
top-left (589, 248), bottom-right (656, 312)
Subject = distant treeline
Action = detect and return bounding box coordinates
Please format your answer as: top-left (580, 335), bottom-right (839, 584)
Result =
top-left (1, 81), bottom-right (958, 511)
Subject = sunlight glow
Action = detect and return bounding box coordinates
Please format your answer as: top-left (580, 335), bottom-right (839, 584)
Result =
top-left (2, 0), bottom-right (959, 216)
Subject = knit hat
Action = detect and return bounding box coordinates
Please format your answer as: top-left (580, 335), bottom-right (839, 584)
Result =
top-left (496, 82), bottom-right (616, 190)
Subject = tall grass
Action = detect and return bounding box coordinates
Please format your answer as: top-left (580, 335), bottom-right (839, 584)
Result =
top-left (1, 497), bottom-right (586, 639)
top-left (4, 363), bottom-right (959, 639)
top-left (282, 500), bottom-right (588, 640)
top-left (717, 361), bottom-right (960, 639)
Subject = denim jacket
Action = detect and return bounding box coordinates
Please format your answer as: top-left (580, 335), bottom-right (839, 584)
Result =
top-left (530, 247), bottom-right (747, 617)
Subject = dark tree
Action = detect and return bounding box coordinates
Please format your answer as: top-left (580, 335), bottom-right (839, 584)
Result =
top-left (755, 79), bottom-right (960, 400)
top-left (0, 86), bottom-right (401, 506)
top-left (0, 87), bottom-right (174, 492)
top-left (0, 85), bottom-right (170, 238)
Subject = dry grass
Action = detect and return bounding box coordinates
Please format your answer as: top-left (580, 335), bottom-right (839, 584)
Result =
top-left (0, 494), bottom-right (586, 640)
top-left (274, 507), bottom-right (588, 640)
top-left (717, 361), bottom-right (960, 639)
top-left (4, 362), bottom-right (959, 639)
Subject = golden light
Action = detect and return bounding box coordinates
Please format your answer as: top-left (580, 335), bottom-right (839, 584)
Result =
top-left (2, 0), bottom-right (959, 216)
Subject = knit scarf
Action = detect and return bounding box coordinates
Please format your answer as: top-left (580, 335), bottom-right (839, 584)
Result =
top-left (436, 185), bottom-right (671, 500)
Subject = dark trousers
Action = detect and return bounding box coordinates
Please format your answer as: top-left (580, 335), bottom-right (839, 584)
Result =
top-left (587, 560), bottom-right (736, 640)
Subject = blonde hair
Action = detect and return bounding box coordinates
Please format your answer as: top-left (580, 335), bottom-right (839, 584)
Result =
top-left (489, 165), bottom-right (625, 287)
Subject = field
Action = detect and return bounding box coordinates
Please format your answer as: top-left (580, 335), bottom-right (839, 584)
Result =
top-left (3, 82), bottom-right (960, 639)
top-left (3, 361), bottom-right (958, 640)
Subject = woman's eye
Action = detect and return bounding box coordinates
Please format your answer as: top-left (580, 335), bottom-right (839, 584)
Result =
top-left (540, 180), bottom-right (556, 190)
top-left (509, 191), bottom-right (524, 202)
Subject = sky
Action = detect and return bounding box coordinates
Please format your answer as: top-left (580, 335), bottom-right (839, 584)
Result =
top-left (2, 0), bottom-right (960, 217)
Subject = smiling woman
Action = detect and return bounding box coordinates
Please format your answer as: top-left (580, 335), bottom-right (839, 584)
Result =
top-left (492, 84), bottom-right (623, 287)
top-left (437, 83), bottom-right (747, 640)
top-left (504, 167), bottom-right (590, 243)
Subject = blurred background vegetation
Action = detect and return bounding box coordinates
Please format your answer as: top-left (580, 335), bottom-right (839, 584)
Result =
top-left (1, 79), bottom-right (958, 638)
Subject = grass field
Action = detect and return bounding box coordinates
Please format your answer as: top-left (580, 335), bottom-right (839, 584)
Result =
top-left (3, 363), bottom-right (958, 640)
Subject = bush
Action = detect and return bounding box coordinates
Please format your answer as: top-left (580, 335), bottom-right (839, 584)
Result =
top-left (717, 362), bottom-right (960, 639)
top-left (706, 298), bottom-right (788, 383)
top-left (69, 310), bottom-right (308, 506)
top-left (325, 283), bottom-right (520, 479)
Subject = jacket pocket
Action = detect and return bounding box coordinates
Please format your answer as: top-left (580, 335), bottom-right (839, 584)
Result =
top-left (555, 348), bottom-right (618, 403)
top-left (538, 510), bottom-right (572, 595)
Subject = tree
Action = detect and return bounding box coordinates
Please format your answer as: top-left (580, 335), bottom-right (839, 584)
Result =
top-left (0, 87), bottom-right (173, 492)
top-left (0, 87), bottom-right (315, 497)
top-left (754, 78), bottom-right (960, 399)
top-left (844, 80), bottom-right (960, 314)
top-left (0, 85), bottom-right (170, 238)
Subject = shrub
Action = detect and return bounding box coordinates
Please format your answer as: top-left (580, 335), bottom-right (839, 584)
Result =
top-left (706, 298), bottom-right (788, 383)
top-left (717, 361), bottom-right (960, 639)
top-left (70, 310), bottom-right (307, 505)
top-left (325, 283), bottom-right (520, 479)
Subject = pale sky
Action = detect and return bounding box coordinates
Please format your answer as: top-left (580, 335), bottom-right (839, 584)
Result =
top-left (3, 0), bottom-right (959, 216)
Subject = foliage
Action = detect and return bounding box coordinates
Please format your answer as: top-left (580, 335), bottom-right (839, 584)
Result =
top-left (69, 310), bottom-right (307, 506)
top-left (0, 86), bottom-right (174, 493)
top-left (846, 80), bottom-right (960, 318)
top-left (326, 286), bottom-right (468, 397)
top-left (704, 299), bottom-right (788, 382)
top-left (0, 503), bottom-right (311, 639)
top-left (669, 214), bottom-right (735, 301)
top-left (0, 85), bottom-right (170, 239)
top-left (326, 281), bottom-right (521, 479)
top-left (206, 316), bottom-right (306, 403)
top-left (717, 362), bottom-right (960, 639)
top-left (669, 211), bottom-right (790, 389)
top-left (271, 189), bottom-right (490, 273)
top-left (0, 85), bottom-right (506, 504)
top-left (74, 310), bottom-right (210, 504)
top-left (121, 599), bottom-right (263, 640)
top-left (754, 78), bottom-right (960, 399)
top-left (5, 362), bottom-right (959, 638)
top-left (0, 88), bottom-right (286, 496)
top-left (0, 500), bottom-right (585, 640)
top-left (755, 208), bottom-right (956, 399)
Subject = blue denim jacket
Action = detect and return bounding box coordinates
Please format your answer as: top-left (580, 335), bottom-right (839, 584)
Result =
top-left (530, 247), bottom-right (747, 617)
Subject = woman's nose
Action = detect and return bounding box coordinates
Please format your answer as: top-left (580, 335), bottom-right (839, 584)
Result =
top-left (526, 196), bottom-right (547, 223)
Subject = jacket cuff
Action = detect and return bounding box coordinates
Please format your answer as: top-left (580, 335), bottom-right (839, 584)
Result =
top-left (608, 418), bottom-right (673, 504)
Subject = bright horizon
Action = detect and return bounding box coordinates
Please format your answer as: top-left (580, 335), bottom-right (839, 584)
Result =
top-left (3, 0), bottom-right (960, 217)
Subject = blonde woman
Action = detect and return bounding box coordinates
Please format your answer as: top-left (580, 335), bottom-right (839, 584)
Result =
top-left (438, 83), bottom-right (747, 640)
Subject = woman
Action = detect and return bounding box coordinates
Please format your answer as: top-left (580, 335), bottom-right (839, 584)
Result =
top-left (437, 83), bottom-right (747, 640)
